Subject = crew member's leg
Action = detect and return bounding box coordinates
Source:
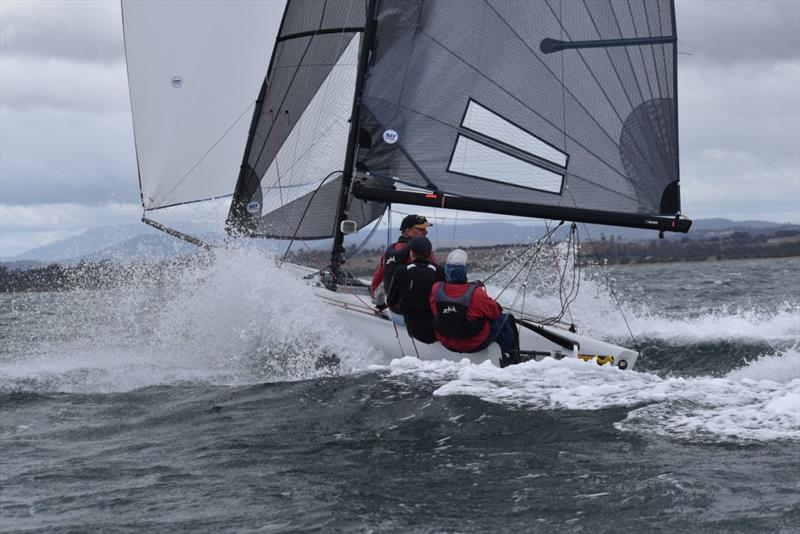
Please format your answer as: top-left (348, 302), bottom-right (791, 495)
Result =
top-left (389, 309), bottom-right (406, 326)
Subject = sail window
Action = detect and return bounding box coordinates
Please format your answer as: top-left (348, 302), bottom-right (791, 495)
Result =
top-left (461, 100), bottom-right (568, 168)
top-left (448, 136), bottom-right (564, 194)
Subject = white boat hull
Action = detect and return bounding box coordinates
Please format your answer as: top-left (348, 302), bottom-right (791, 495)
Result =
top-left (301, 270), bottom-right (640, 371)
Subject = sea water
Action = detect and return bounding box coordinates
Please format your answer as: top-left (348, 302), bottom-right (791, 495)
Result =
top-left (1, 252), bottom-right (798, 532)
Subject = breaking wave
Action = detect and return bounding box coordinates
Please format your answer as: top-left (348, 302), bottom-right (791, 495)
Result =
top-left (386, 347), bottom-right (799, 443)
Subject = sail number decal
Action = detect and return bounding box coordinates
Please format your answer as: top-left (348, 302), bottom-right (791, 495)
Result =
top-left (382, 129), bottom-right (399, 144)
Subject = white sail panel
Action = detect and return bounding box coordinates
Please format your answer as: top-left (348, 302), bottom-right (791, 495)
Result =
top-left (448, 136), bottom-right (564, 194)
top-left (461, 100), bottom-right (568, 168)
top-left (257, 34), bottom-right (360, 215)
top-left (122, 0), bottom-right (283, 210)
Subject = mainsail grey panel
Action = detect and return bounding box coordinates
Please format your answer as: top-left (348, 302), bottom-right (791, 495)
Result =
top-left (228, 0), bottom-right (384, 238)
top-left (355, 0), bottom-right (681, 224)
top-left (255, 174), bottom-right (385, 239)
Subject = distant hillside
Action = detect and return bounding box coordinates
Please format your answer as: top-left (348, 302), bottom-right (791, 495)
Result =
top-left (3, 222), bottom-right (219, 265)
top-left (2, 218), bottom-right (795, 267)
top-left (6, 224), bottom-right (150, 263)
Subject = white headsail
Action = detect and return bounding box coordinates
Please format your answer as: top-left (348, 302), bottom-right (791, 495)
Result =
top-left (122, 0), bottom-right (284, 211)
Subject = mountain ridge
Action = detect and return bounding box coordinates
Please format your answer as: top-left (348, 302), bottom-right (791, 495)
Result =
top-left (2, 218), bottom-right (795, 267)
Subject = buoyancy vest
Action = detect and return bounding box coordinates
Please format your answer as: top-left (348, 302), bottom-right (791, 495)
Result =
top-left (399, 262), bottom-right (439, 314)
top-left (434, 282), bottom-right (486, 339)
top-left (382, 243), bottom-right (411, 292)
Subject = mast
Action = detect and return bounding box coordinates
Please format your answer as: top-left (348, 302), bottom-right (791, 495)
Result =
top-left (328, 0), bottom-right (378, 286)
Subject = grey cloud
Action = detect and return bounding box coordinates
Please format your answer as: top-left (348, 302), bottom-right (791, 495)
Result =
top-left (0, 107), bottom-right (139, 205)
top-left (677, 0), bottom-right (800, 64)
top-left (0, 0), bottom-right (124, 65)
top-left (679, 61), bottom-right (800, 166)
top-left (0, 56), bottom-right (129, 112)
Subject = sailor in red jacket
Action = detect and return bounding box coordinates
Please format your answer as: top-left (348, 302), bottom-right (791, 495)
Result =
top-left (429, 249), bottom-right (518, 357)
top-left (370, 215), bottom-right (436, 316)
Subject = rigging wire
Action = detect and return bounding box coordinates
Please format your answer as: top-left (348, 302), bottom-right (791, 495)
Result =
top-left (280, 170), bottom-right (342, 263)
top-left (346, 208), bottom-right (386, 259)
top-left (578, 221), bottom-right (642, 353)
top-left (483, 221), bottom-right (563, 286)
top-left (257, 3), bottom-right (384, 314)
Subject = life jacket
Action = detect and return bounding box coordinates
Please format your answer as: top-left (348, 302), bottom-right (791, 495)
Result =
top-left (398, 262), bottom-right (439, 314)
top-left (382, 243), bottom-right (411, 293)
top-left (434, 282), bottom-right (486, 339)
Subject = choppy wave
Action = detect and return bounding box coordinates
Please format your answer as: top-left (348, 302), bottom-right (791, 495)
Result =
top-left (386, 349), bottom-right (800, 443)
top-left (2, 249), bottom-right (797, 409)
top-left (491, 274), bottom-right (799, 344)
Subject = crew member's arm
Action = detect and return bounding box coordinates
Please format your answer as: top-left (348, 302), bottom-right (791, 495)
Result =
top-left (370, 252), bottom-right (386, 297)
top-left (386, 268), bottom-right (406, 309)
top-left (468, 286), bottom-right (502, 321)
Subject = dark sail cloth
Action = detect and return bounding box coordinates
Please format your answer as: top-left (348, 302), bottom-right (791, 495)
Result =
top-left (386, 260), bottom-right (445, 343)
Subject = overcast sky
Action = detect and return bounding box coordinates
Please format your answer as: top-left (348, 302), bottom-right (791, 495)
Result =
top-left (1, 0), bottom-right (798, 258)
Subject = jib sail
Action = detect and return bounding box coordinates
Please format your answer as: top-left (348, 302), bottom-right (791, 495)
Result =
top-left (122, 0), bottom-right (279, 211)
top-left (226, 0), bottom-right (385, 239)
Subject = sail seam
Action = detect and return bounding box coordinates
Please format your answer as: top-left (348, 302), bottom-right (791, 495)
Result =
top-left (615, 0), bottom-right (672, 191)
top-left (635, 0), bottom-right (657, 102)
top-left (580, 0), bottom-right (666, 189)
top-left (416, 30), bottom-right (631, 185)
top-left (250, 9), bottom-right (330, 174)
top-left (152, 101), bottom-right (256, 207)
top-left (275, 27), bottom-right (364, 43)
top-left (543, 0), bottom-right (667, 201)
top-left (484, 1), bottom-right (655, 193)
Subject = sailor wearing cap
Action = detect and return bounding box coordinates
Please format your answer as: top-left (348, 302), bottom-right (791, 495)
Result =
top-left (370, 215), bottom-right (437, 319)
top-left (386, 236), bottom-right (445, 343)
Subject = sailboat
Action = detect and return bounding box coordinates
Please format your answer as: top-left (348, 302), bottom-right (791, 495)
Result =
top-left (122, 0), bottom-right (690, 370)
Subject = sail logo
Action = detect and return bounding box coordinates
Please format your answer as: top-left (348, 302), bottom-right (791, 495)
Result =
top-left (382, 129), bottom-right (399, 144)
top-left (171, 76), bottom-right (183, 88)
top-left (246, 201), bottom-right (261, 214)
top-left (442, 305), bottom-right (457, 314)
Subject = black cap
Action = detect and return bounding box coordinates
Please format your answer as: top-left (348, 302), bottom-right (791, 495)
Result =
top-left (400, 214), bottom-right (431, 232)
top-left (408, 237), bottom-right (432, 255)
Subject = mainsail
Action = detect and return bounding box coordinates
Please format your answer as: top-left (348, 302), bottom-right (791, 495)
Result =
top-left (228, 0), bottom-right (690, 242)
top-left (352, 0), bottom-right (690, 233)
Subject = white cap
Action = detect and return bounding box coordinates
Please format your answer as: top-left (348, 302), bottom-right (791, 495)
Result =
top-left (446, 248), bottom-right (468, 266)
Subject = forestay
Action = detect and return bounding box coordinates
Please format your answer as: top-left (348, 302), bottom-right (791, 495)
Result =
top-left (352, 0), bottom-right (690, 233)
top-left (122, 0), bottom-right (280, 211)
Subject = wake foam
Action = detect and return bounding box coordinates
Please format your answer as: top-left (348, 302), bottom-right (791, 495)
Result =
top-left (490, 275), bottom-right (799, 344)
top-left (387, 349), bottom-right (800, 443)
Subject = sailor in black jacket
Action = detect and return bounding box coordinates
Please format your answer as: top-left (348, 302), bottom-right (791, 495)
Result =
top-left (386, 237), bottom-right (444, 344)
